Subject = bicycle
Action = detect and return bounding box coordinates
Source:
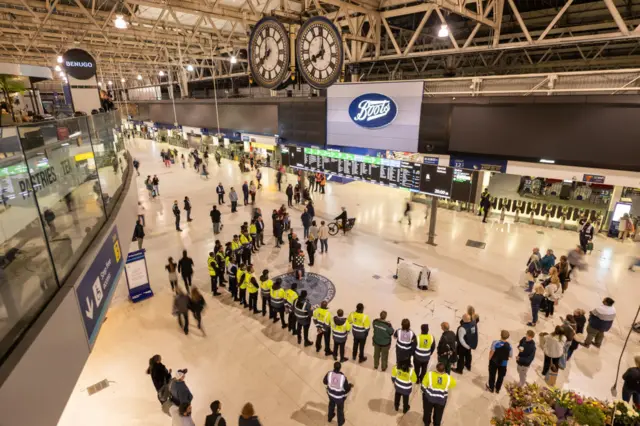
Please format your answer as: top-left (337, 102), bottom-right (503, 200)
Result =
top-left (328, 218), bottom-right (356, 236)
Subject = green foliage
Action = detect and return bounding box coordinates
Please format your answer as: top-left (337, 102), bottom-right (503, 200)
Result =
top-left (572, 403), bottom-right (605, 426)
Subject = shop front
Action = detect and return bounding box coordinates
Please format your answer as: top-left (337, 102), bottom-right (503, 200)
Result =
top-left (242, 133), bottom-right (277, 168)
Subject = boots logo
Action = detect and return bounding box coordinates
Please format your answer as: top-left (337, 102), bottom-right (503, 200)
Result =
top-left (348, 93), bottom-right (397, 129)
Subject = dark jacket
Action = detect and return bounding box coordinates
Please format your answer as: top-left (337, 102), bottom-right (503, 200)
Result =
top-left (588, 305), bottom-right (616, 332)
top-left (574, 313), bottom-right (586, 334)
top-left (242, 183), bottom-right (249, 195)
top-left (172, 204), bottom-right (180, 217)
top-left (204, 414), bottom-right (226, 426)
top-left (189, 296), bottom-right (206, 314)
top-left (216, 185), bottom-right (225, 195)
top-left (301, 212), bottom-right (311, 227)
top-left (173, 293), bottom-right (190, 314)
top-left (622, 367), bottom-right (640, 392)
top-left (437, 330), bottom-right (457, 358)
top-left (530, 293), bottom-right (544, 310)
top-left (274, 220), bottom-right (283, 237)
top-left (306, 240), bottom-right (315, 255)
top-left (516, 337), bottom-right (536, 367)
top-left (210, 209), bottom-right (221, 223)
top-left (307, 203), bottom-right (315, 217)
top-left (170, 380), bottom-right (192, 405)
top-left (335, 211), bottom-right (347, 223)
top-left (133, 223), bottom-right (145, 239)
top-left (286, 186), bottom-right (293, 196)
top-left (372, 319), bottom-right (394, 346)
top-left (238, 416), bottom-right (262, 426)
top-left (184, 199), bottom-right (191, 211)
top-left (178, 256), bottom-right (194, 276)
top-left (149, 362), bottom-right (171, 391)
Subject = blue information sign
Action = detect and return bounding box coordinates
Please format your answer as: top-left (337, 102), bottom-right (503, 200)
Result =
top-left (125, 249), bottom-right (153, 303)
top-left (75, 227), bottom-right (123, 346)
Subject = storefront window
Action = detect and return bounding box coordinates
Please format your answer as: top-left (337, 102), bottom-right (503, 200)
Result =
top-left (0, 132), bottom-right (58, 362)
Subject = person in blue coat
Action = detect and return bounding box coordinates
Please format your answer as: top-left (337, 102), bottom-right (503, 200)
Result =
top-left (242, 181), bottom-right (249, 206)
top-left (540, 249), bottom-right (556, 275)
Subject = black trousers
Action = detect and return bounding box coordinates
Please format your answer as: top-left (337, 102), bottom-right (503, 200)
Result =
top-left (231, 201), bottom-right (237, 212)
top-left (297, 323), bottom-right (310, 344)
top-left (456, 346), bottom-right (472, 372)
top-left (483, 208), bottom-right (489, 222)
top-left (175, 217), bottom-right (180, 230)
top-left (182, 274), bottom-right (192, 292)
top-left (248, 292), bottom-right (258, 312)
top-left (210, 275), bottom-right (218, 294)
top-left (192, 310), bottom-right (202, 329)
top-left (579, 236), bottom-right (589, 253)
top-left (218, 194), bottom-right (224, 204)
top-left (328, 399), bottom-right (345, 426)
top-left (333, 341), bottom-right (345, 360)
top-left (288, 310), bottom-right (297, 333)
top-left (487, 361), bottom-right (507, 392)
top-left (229, 279), bottom-right (238, 300)
top-left (242, 250), bottom-right (252, 266)
top-left (423, 397), bottom-right (445, 426)
top-left (261, 295), bottom-right (270, 316)
top-left (415, 358), bottom-right (430, 382)
top-left (542, 355), bottom-right (560, 376)
top-left (316, 329), bottom-right (332, 354)
top-left (270, 305), bottom-right (286, 327)
top-left (239, 288), bottom-right (247, 306)
top-left (352, 337), bottom-right (367, 361)
top-left (177, 312), bottom-right (189, 334)
top-left (308, 251), bottom-right (315, 266)
top-left (287, 195), bottom-right (293, 207)
top-left (394, 392), bottom-right (410, 412)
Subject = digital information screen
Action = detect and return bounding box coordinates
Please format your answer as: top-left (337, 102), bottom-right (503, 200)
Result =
top-left (420, 165), bottom-right (454, 198)
top-left (451, 168), bottom-right (478, 203)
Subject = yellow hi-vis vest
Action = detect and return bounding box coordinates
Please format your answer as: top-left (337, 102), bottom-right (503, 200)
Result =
top-left (207, 256), bottom-right (216, 276)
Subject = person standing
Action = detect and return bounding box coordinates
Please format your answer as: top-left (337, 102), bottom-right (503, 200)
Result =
top-left (372, 311), bottom-right (394, 371)
top-left (555, 255), bottom-right (570, 293)
top-left (259, 269), bottom-right (272, 317)
top-left (301, 209), bottom-right (311, 239)
top-left (229, 187), bottom-right (238, 213)
top-left (184, 196), bottom-right (193, 222)
top-left (318, 220), bottom-right (329, 253)
top-left (177, 250), bottom-right (194, 292)
top-left (247, 275), bottom-right (260, 314)
top-left (414, 324), bottom-right (435, 383)
top-left (240, 230), bottom-right (253, 266)
top-left (331, 309), bottom-right (351, 362)
top-left (323, 362), bottom-right (353, 426)
top-left (147, 355), bottom-right (171, 401)
top-left (437, 322), bottom-right (457, 374)
top-left (347, 303), bottom-right (370, 363)
top-left (286, 184), bottom-right (293, 207)
top-left (294, 291), bottom-right (313, 346)
top-left (454, 314), bottom-right (478, 374)
top-left (133, 158), bottom-right (140, 176)
top-left (309, 220), bottom-right (318, 247)
top-left (269, 279), bottom-right (287, 328)
top-left (216, 183), bottom-right (225, 204)
top-left (285, 283), bottom-right (299, 334)
top-left (394, 318), bottom-right (417, 364)
top-left (210, 205), bottom-right (222, 235)
top-left (189, 288), bottom-right (206, 331)
top-left (515, 330), bottom-right (536, 387)
top-left (249, 181), bottom-right (257, 205)
top-left (579, 219), bottom-right (595, 253)
top-left (527, 285), bottom-right (545, 326)
top-left (541, 326), bottom-right (566, 376)
top-left (621, 356), bottom-right (640, 405)
top-left (543, 276), bottom-right (561, 318)
top-left (166, 257), bottom-right (178, 291)
top-left (172, 200), bottom-right (182, 231)
top-left (237, 264), bottom-right (249, 307)
top-left (276, 169), bottom-right (283, 191)
top-left (421, 362), bottom-right (456, 426)
top-left (153, 174), bottom-right (160, 196)
top-left (173, 290), bottom-right (190, 335)
top-left (274, 216), bottom-right (283, 248)
top-left (583, 297), bottom-right (616, 348)
top-left (306, 237), bottom-right (316, 266)
top-left (480, 194), bottom-right (492, 223)
top-left (133, 219), bottom-right (145, 250)
top-left (256, 168), bottom-right (262, 189)
top-left (242, 181), bottom-right (249, 206)
top-left (137, 202), bottom-right (146, 226)
top-left (391, 359), bottom-right (417, 413)
top-left (567, 308), bottom-right (586, 360)
top-left (207, 251), bottom-right (219, 296)
top-left (256, 215), bottom-right (265, 247)
top-left (180, 154), bottom-right (185, 169)
top-left (170, 403), bottom-right (196, 426)
top-left (227, 254), bottom-right (239, 302)
top-left (485, 330), bottom-right (512, 394)
top-left (205, 400), bottom-right (226, 426)
top-left (314, 300), bottom-right (333, 356)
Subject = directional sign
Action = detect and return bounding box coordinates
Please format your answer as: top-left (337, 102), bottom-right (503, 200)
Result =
top-left (75, 227), bottom-right (123, 347)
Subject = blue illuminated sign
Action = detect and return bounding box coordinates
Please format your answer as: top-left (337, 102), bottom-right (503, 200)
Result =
top-left (348, 93), bottom-right (398, 129)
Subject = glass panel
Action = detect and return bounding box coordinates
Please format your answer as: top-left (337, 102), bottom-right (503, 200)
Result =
top-left (87, 112), bottom-right (127, 215)
top-left (17, 116), bottom-right (107, 281)
top-left (0, 130), bottom-right (58, 361)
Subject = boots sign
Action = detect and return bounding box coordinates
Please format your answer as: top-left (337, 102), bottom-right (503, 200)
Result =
top-left (348, 93), bottom-right (398, 129)
top-left (63, 49), bottom-right (97, 80)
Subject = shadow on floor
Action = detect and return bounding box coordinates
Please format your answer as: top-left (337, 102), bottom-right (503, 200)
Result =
top-left (290, 401), bottom-right (328, 426)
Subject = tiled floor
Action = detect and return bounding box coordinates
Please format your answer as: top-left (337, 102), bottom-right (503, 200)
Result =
top-left (58, 139), bottom-right (640, 426)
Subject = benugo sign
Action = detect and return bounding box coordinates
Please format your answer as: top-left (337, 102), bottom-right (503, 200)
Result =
top-left (63, 49), bottom-right (97, 80)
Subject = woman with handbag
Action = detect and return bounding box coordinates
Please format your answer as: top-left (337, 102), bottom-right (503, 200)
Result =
top-left (146, 354), bottom-right (171, 403)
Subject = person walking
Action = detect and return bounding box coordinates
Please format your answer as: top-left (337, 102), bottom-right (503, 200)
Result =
top-left (153, 175), bottom-right (160, 196)
top-left (286, 184), bottom-right (293, 207)
top-left (184, 196), bottom-right (193, 222)
top-left (556, 255), bottom-right (570, 293)
top-left (285, 283), bottom-right (299, 334)
top-left (242, 181), bottom-right (249, 206)
top-left (621, 356), bottom-right (640, 405)
top-left (177, 250), bottom-right (194, 292)
top-left (331, 309), bottom-right (351, 362)
top-left (259, 269), bottom-right (272, 317)
top-left (229, 187), bottom-right (238, 213)
top-left (372, 311), bottom-right (394, 371)
top-left (399, 201), bottom-right (412, 225)
top-left (541, 326), bottom-right (566, 376)
top-left (294, 291), bottom-right (313, 346)
top-left (137, 202), bottom-right (146, 226)
top-left (454, 314), bottom-right (478, 374)
top-left (145, 176), bottom-right (154, 198)
top-left (527, 285), bottom-right (545, 326)
top-left (166, 257), bottom-right (178, 291)
top-left (172, 200), bottom-right (182, 231)
top-left (133, 219), bottom-right (145, 250)
top-left (147, 355), bottom-right (171, 401)
top-left (210, 205), bottom-right (222, 235)
top-left (269, 278), bottom-right (287, 328)
top-left (318, 220), bottom-right (329, 253)
top-left (170, 403), bottom-right (196, 426)
top-left (216, 183), bottom-right (225, 204)
top-left (437, 322), bottom-right (457, 374)
top-left (133, 158), bottom-right (140, 175)
top-left (515, 330), bottom-right (536, 386)
top-left (414, 324), bottom-right (435, 383)
top-left (421, 362), bottom-right (457, 426)
top-left (485, 330), bottom-right (512, 394)
top-left (238, 402), bottom-right (262, 426)
top-left (306, 237), bottom-right (316, 266)
top-left (314, 300), bottom-right (333, 356)
top-left (391, 359), bottom-right (417, 413)
top-left (323, 362), bottom-right (353, 426)
top-left (276, 169), bottom-right (283, 191)
top-left (180, 154), bottom-right (186, 169)
top-left (347, 303), bottom-right (370, 363)
top-left (583, 297), bottom-right (616, 348)
top-left (170, 369), bottom-right (192, 405)
top-left (205, 400), bottom-right (226, 426)
top-left (394, 318), bottom-right (417, 364)
top-left (189, 288), bottom-right (206, 332)
top-left (207, 251), bottom-right (219, 296)
top-left (173, 290), bottom-right (190, 335)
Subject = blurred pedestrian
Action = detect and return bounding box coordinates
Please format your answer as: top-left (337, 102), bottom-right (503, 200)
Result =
top-left (166, 257), bottom-right (178, 291)
top-left (189, 288), bottom-right (206, 333)
top-left (173, 290), bottom-right (190, 335)
top-left (205, 400), bottom-right (226, 426)
top-left (238, 403), bottom-right (262, 426)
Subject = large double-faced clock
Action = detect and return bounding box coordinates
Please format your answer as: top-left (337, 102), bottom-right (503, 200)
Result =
top-left (296, 17), bottom-right (343, 89)
top-left (248, 17), bottom-right (291, 89)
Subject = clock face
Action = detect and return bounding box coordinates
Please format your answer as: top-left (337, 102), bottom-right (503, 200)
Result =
top-left (296, 17), bottom-right (343, 89)
top-left (248, 17), bottom-right (290, 89)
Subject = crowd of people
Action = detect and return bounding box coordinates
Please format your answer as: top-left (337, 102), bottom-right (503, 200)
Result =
top-left (132, 143), bottom-right (638, 426)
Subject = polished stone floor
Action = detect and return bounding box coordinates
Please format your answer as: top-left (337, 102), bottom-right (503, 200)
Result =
top-left (58, 138), bottom-right (640, 426)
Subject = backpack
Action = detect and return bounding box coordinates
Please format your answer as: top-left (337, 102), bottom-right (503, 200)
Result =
top-left (157, 378), bottom-right (174, 403)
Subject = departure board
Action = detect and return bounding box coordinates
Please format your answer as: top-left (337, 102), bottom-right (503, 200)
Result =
top-left (419, 165), bottom-right (454, 198)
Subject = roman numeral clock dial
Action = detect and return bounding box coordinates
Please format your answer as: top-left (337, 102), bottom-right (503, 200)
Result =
top-left (248, 17), bottom-right (291, 89)
top-left (296, 17), bottom-right (343, 89)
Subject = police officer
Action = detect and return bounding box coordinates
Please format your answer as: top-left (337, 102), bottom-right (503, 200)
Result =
top-left (347, 303), bottom-right (371, 363)
top-left (269, 278), bottom-right (287, 328)
top-left (240, 230), bottom-right (253, 265)
top-left (231, 235), bottom-right (242, 265)
top-left (207, 251), bottom-right (219, 296)
top-left (454, 314), bottom-right (478, 374)
top-left (215, 246), bottom-right (226, 288)
top-left (414, 324), bottom-right (435, 382)
top-left (331, 309), bottom-right (351, 362)
top-left (391, 359), bottom-right (417, 413)
top-left (259, 269), bottom-right (272, 317)
top-left (394, 318), bottom-right (417, 364)
top-left (227, 254), bottom-right (239, 301)
top-left (294, 291), bottom-right (313, 346)
top-left (422, 362), bottom-right (457, 426)
top-left (247, 274), bottom-right (260, 314)
top-left (237, 264), bottom-right (248, 306)
top-left (313, 301), bottom-right (332, 356)
top-left (249, 219), bottom-right (260, 250)
top-left (285, 283), bottom-right (299, 335)
top-left (323, 362), bottom-right (353, 426)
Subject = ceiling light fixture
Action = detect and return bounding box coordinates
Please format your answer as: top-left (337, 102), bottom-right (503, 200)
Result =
top-left (438, 24), bottom-right (449, 38)
top-left (540, 159), bottom-right (555, 164)
top-left (158, 70), bottom-right (165, 77)
top-left (137, 74), bottom-right (142, 80)
top-left (108, 80), bottom-right (113, 85)
top-left (230, 56), bottom-right (237, 64)
top-left (54, 65), bottom-right (61, 72)
top-left (114, 15), bottom-right (128, 29)
top-left (59, 71), bottom-right (65, 77)
top-left (186, 64), bottom-right (194, 72)
top-left (121, 78), bottom-right (126, 83)
top-left (57, 55), bottom-right (63, 64)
